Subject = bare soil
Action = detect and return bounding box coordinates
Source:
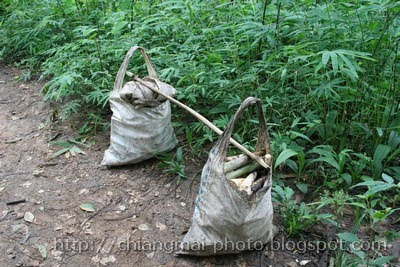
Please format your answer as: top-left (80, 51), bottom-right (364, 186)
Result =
top-left (0, 64), bottom-right (327, 266)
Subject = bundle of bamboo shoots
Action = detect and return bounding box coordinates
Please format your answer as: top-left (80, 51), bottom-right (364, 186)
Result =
top-left (225, 152), bottom-right (271, 195)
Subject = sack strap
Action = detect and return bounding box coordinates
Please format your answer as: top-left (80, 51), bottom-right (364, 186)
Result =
top-left (213, 97), bottom-right (271, 160)
top-left (113, 46), bottom-right (158, 92)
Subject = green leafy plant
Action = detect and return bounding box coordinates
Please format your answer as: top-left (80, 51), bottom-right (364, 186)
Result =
top-left (51, 138), bottom-right (88, 158)
top-left (351, 173), bottom-right (400, 228)
top-left (157, 147), bottom-right (187, 183)
top-left (272, 185), bottom-right (331, 236)
top-left (336, 232), bottom-right (393, 267)
top-left (316, 190), bottom-right (354, 219)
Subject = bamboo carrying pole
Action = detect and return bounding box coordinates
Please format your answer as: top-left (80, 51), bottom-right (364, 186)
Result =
top-left (127, 73), bottom-right (270, 169)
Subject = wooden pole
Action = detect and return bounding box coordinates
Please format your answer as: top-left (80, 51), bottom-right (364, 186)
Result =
top-left (128, 74), bottom-right (270, 169)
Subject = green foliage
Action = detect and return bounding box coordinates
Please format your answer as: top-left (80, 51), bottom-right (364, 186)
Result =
top-left (51, 138), bottom-right (89, 158)
top-left (336, 231), bottom-right (393, 267)
top-left (316, 190), bottom-right (354, 218)
top-left (272, 185), bottom-right (331, 237)
top-left (1, 0), bottom-right (399, 149)
top-left (157, 147), bottom-right (187, 183)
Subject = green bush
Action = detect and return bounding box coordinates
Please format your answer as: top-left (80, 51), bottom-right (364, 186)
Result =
top-left (1, 0), bottom-right (399, 201)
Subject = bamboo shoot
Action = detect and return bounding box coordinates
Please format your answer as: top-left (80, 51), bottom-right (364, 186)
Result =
top-left (224, 154), bottom-right (249, 173)
top-left (241, 172), bottom-right (258, 195)
top-left (226, 162), bottom-right (262, 180)
top-left (229, 178), bottom-right (245, 188)
top-left (251, 176), bottom-right (268, 193)
top-left (225, 155), bottom-right (239, 161)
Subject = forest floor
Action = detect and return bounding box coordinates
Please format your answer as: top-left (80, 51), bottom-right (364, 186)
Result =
top-left (0, 64), bottom-right (330, 266)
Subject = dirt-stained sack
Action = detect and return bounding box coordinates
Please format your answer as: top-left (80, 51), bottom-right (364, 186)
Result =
top-left (177, 97), bottom-right (274, 256)
top-left (101, 46), bottom-right (177, 166)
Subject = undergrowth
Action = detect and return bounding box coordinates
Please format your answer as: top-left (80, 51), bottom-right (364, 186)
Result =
top-left (1, 0), bottom-right (399, 265)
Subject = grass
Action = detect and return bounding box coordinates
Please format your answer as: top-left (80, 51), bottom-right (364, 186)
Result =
top-left (1, 0), bottom-right (399, 265)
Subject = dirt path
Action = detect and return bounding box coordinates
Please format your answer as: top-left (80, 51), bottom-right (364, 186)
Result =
top-left (0, 64), bottom-right (327, 267)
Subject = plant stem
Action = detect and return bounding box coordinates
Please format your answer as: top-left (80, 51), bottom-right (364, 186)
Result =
top-left (258, 0), bottom-right (269, 58)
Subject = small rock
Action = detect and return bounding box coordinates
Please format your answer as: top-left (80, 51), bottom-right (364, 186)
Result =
top-left (37, 244), bottom-right (47, 259)
top-left (8, 253), bottom-right (16, 260)
top-left (79, 188), bottom-right (89, 194)
top-left (19, 84), bottom-right (29, 90)
top-left (39, 207), bottom-right (44, 211)
top-left (156, 222), bottom-right (166, 231)
top-left (264, 250), bottom-right (274, 258)
top-left (0, 187), bottom-right (5, 192)
top-left (91, 255), bottom-right (101, 263)
top-left (54, 225), bottom-right (63, 231)
top-left (51, 250), bottom-right (63, 261)
top-left (165, 183), bottom-right (171, 188)
top-left (300, 260), bottom-right (311, 266)
top-left (180, 202), bottom-right (186, 207)
top-left (38, 189), bottom-right (44, 193)
top-left (85, 228), bottom-right (94, 235)
top-left (176, 195), bottom-right (181, 199)
top-left (138, 224), bottom-right (149, 231)
top-left (22, 181), bottom-right (32, 187)
top-left (118, 205), bottom-right (126, 211)
top-left (146, 252), bottom-right (155, 259)
top-left (100, 255), bottom-right (116, 265)
top-left (24, 212), bottom-right (34, 223)
top-left (33, 169), bottom-right (43, 177)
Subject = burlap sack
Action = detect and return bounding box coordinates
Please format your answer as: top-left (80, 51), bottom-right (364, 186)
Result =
top-left (178, 97), bottom-right (274, 256)
top-left (102, 46), bottom-right (177, 166)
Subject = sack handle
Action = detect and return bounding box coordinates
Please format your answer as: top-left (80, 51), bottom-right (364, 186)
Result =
top-left (113, 46), bottom-right (158, 92)
top-left (213, 97), bottom-right (271, 161)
